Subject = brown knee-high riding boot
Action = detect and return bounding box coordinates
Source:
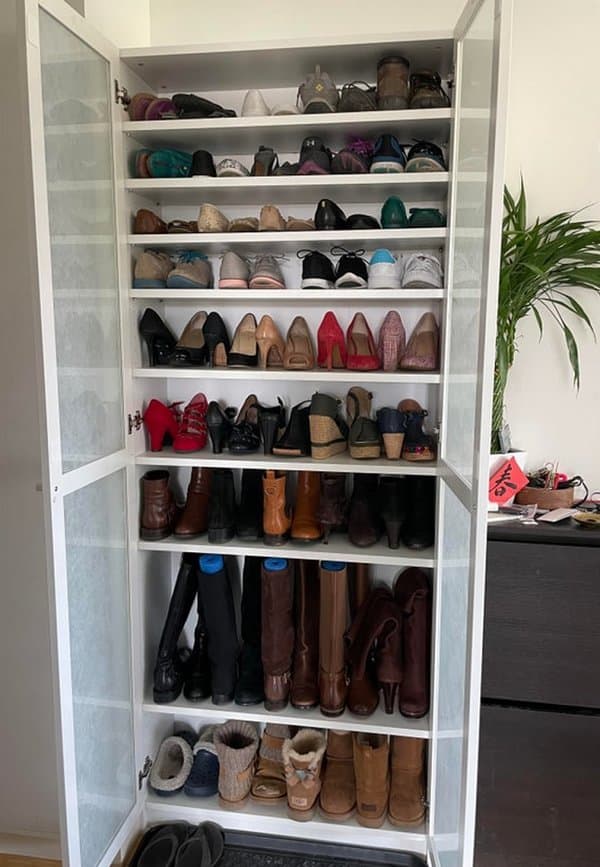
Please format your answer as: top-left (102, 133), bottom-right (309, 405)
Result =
top-left (394, 567), bottom-right (431, 717)
top-left (318, 561), bottom-right (348, 716)
top-left (291, 560), bottom-right (319, 709)
top-left (261, 557), bottom-right (295, 710)
top-left (349, 562), bottom-right (372, 618)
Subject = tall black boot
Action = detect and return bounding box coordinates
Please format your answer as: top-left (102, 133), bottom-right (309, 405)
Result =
top-left (234, 557), bottom-right (264, 705)
top-left (236, 469), bottom-right (264, 540)
top-left (153, 553), bottom-right (198, 704)
top-left (197, 553), bottom-right (239, 704)
top-left (401, 476), bottom-right (436, 549)
top-left (208, 469), bottom-right (236, 543)
top-left (183, 589), bottom-right (211, 701)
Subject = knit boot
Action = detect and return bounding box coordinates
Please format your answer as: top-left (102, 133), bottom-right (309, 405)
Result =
top-left (319, 730), bottom-right (356, 821)
top-left (283, 728), bottom-right (327, 821)
top-left (353, 733), bottom-right (390, 828)
top-left (197, 554), bottom-right (239, 704)
top-left (235, 557), bottom-right (264, 706)
top-left (319, 561), bottom-right (348, 716)
top-left (261, 558), bottom-right (295, 710)
top-left (153, 553), bottom-right (197, 703)
top-left (250, 723), bottom-right (291, 804)
top-left (389, 736), bottom-right (426, 825)
top-left (290, 560), bottom-right (319, 710)
top-left (214, 720), bottom-right (259, 809)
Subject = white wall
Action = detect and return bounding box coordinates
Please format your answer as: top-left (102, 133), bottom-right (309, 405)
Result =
top-left (144, 0), bottom-right (600, 489)
top-left (85, 0), bottom-right (151, 46)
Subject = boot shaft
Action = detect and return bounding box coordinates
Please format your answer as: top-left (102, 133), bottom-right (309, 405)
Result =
top-left (214, 720), bottom-right (259, 804)
top-left (175, 467), bottom-right (212, 536)
top-left (142, 470), bottom-right (176, 529)
top-left (263, 470), bottom-right (292, 538)
top-left (208, 469), bottom-right (236, 528)
top-left (197, 554), bottom-right (239, 701)
top-left (290, 560), bottom-right (319, 709)
top-left (261, 558), bottom-right (295, 710)
top-left (291, 470), bottom-right (322, 540)
top-left (317, 472), bottom-right (348, 528)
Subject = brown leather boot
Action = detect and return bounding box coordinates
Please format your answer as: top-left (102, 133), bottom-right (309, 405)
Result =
top-left (353, 733), bottom-right (389, 828)
top-left (291, 471), bottom-right (322, 541)
top-left (263, 470), bottom-right (292, 545)
top-left (317, 473), bottom-right (347, 542)
top-left (173, 467), bottom-right (212, 537)
top-left (140, 470), bottom-right (177, 540)
top-left (290, 560), bottom-right (319, 709)
top-left (349, 562), bottom-right (371, 618)
top-left (394, 568), bottom-right (431, 717)
top-left (389, 736), bottom-right (426, 825)
top-left (261, 558), bottom-right (294, 710)
top-left (319, 561), bottom-right (348, 716)
top-left (283, 728), bottom-right (327, 821)
top-left (319, 730), bottom-right (356, 821)
top-left (345, 587), bottom-right (392, 716)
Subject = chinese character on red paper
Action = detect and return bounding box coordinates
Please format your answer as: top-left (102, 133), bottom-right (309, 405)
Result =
top-left (489, 457), bottom-right (529, 504)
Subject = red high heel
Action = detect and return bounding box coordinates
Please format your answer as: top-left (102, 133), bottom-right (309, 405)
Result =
top-left (317, 311), bottom-right (347, 370)
top-left (173, 393), bottom-right (208, 452)
top-left (346, 313), bottom-right (380, 370)
top-left (143, 399), bottom-right (181, 451)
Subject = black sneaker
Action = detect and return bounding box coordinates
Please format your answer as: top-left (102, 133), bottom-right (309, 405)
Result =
top-left (297, 136), bottom-right (332, 175)
top-left (331, 247), bottom-right (368, 289)
top-left (298, 250), bottom-right (335, 289)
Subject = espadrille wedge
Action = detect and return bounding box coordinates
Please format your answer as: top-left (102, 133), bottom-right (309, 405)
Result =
top-left (309, 393), bottom-right (348, 460)
top-left (346, 387), bottom-right (381, 460)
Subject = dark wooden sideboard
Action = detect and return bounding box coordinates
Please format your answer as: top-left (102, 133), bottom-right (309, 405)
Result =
top-left (475, 520), bottom-right (600, 867)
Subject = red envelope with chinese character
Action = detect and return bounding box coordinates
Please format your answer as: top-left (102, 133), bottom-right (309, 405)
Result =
top-left (488, 457), bottom-right (529, 504)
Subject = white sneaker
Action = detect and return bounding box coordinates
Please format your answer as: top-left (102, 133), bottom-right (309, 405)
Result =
top-left (401, 253), bottom-right (443, 289)
top-left (368, 249), bottom-right (401, 290)
top-left (242, 89), bottom-right (271, 117)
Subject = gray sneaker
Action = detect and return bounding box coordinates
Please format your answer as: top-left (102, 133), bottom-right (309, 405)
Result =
top-left (219, 251), bottom-right (250, 289)
top-left (298, 65), bottom-right (339, 114)
top-left (248, 256), bottom-right (286, 290)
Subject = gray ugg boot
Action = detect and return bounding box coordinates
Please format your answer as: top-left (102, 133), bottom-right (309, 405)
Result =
top-left (214, 720), bottom-right (259, 808)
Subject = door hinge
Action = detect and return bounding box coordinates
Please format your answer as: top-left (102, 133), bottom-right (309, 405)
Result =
top-left (128, 410), bottom-right (143, 434)
top-left (115, 79), bottom-right (130, 107)
top-left (138, 756), bottom-right (152, 789)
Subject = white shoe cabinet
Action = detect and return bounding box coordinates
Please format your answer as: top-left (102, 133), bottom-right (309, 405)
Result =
top-left (4, 1), bottom-right (512, 865)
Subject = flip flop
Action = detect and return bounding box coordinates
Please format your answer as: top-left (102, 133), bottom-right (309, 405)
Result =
top-left (130, 823), bottom-right (192, 867)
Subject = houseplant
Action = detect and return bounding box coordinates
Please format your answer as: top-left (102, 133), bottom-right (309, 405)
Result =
top-left (492, 181), bottom-right (600, 453)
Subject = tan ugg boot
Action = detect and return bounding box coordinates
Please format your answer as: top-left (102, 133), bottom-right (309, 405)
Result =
top-left (353, 732), bottom-right (389, 828)
top-left (282, 728), bottom-right (327, 821)
top-left (389, 737), bottom-right (426, 825)
top-left (250, 723), bottom-right (291, 805)
top-left (214, 720), bottom-right (259, 809)
top-left (319, 730), bottom-right (356, 821)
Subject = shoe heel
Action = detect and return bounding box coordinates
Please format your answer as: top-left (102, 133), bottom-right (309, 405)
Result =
top-left (259, 415), bottom-right (279, 455)
top-left (204, 333), bottom-right (228, 368)
top-left (384, 519), bottom-right (402, 549)
top-left (208, 422), bottom-right (227, 454)
top-left (381, 682), bottom-right (400, 714)
top-left (148, 422), bottom-right (168, 452)
top-left (382, 432), bottom-right (404, 460)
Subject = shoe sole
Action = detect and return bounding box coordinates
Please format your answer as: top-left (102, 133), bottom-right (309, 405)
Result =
top-left (377, 96), bottom-right (409, 110)
top-left (133, 278), bottom-right (167, 288)
top-left (302, 101), bottom-right (336, 114)
top-left (370, 161), bottom-right (405, 173)
top-left (207, 528), bottom-right (235, 542)
top-left (249, 278), bottom-right (285, 289)
top-left (402, 273), bottom-right (440, 289)
top-left (349, 443), bottom-right (381, 459)
top-left (219, 278), bottom-right (249, 288)
top-left (166, 276), bottom-right (209, 288)
top-left (368, 276), bottom-right (401, 290)
top-left (301, 277), bottom-right (334, 290)
top-left (406, 158), bottom-right (445, 172)
top-left (334, 276), bottom-right (368, 289)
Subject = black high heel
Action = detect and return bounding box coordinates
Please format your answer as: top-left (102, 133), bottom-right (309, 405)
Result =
top-left (202, 312), bottom-right (230, 368)
top-left (257, 398), bottom-right (286, 455)
top-left (139, 308), bottom-right (177, 367)
top-left (206, 401), bottom-right (234, 454)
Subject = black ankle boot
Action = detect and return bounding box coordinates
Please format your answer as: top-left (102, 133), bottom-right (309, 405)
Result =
top-left (235, 557), bottom-right (264, 705)
top-left (197, 554), bottom-right (239, 704)
top-left (153, 554), bottom-right (198, 703)
top-left (258, 398), bottom-right (286, 455)
top-left (236, 469), bottom-right (263, 540)
top-left (401, 476), bottom-right (436, 549)
top-left (208, 469), bottom-right (236, 542)
top-left (348, 474), bottom-right (381, 547)
top-left (379, 477), bottom-right (408, 549)
top-left (183, 591), bottom-right (211, 701)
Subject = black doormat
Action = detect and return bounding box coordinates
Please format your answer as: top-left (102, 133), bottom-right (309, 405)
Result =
top-left (221, 831), bottom-right (426, 867)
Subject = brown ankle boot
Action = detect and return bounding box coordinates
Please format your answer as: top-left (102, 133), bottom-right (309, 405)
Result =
top-left (389, 736), bottom-right (426, 825)
top-left (250, 723), bottom-right (291, 805)
top-left (349, 562), bottom-right (372, 618)
top-left (283, 728), bottom-right (326, 821)
top-left (140, 470), bottom-right (177, 540)
top-left (290, 560), bottom-right (319, 710)
top-left (394, 568), bottom-right (431, 717)
top-left (173, 467), bottom-right (211, 537)
top-left (317, 473), bottom-right (347, 542)
top-left (214, 720), bottom-right (259, 809)
top-left (319, 561), bottom-right (348, 716)
top-left (263, 470), bottom-right (292, 545)
top-left (291, 471), bottom-right (322, 541)
top-left (319, 730), bottom-right (356, 821)
top-left (353, 732), bottom-right (389, 828)
top-left (261, 558), bottom-right (294, 710)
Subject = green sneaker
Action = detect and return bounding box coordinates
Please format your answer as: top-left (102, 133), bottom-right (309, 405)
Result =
top-left (381, 196), bottom-right (408, 229)
top-left (408, 208), bottom-right (446, 228)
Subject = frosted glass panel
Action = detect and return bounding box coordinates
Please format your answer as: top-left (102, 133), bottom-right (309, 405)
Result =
top-left (433, 482), bottom-right (471, 852)
top-left (64, 471), bottom-right (135, 867)
top-left (40, 10), bottom-right (123, 473)
top-left (444, 0), bottom-right (495, 485)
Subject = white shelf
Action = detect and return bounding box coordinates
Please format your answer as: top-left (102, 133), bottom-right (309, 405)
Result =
top-left (145, 790), bottom-right (427, 853)
top-left (136, 448), bottom-right (440, 477)
top-left (133, 366), bottom-right (441, 383)
top-left (129, 229), bottom-right (447, 252)
top-left (131, 287), bottom-right (445, 301)
top-left (143, 694), bottom-right (430, 737)
top-left (126, 174), bottom-right (449, 206)
top-left (139, 536), bottom-right (435, 568)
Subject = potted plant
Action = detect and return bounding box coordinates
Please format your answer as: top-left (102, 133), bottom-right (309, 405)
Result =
top-left (492, 181), bottom-right (600, 454)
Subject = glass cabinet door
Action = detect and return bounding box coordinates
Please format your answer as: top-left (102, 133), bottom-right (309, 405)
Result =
top-left (24, 3), bottom-right (137, 867)
top-left (431, 1), bottom-right (512, 866)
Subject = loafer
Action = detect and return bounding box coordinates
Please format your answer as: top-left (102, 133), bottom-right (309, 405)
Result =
top-left (190, 150), bottom-right (216, 176)
top-left (314, 198), bottom-right (347, 230)
top-left (346, 214), bottom-right (380, 230)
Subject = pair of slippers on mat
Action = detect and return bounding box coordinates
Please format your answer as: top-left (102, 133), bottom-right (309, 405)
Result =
top-left (129, 822), bottom-right (223, 867)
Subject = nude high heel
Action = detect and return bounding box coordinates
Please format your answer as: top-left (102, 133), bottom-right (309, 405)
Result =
top-left (256, 314), bottom-right (285, 368)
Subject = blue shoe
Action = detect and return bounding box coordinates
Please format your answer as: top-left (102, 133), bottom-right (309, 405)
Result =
top-left (370, 135), bottom-right (406, 173)
top-left (184, 725), bottom-right (220, 797)
top-left (405, 141), bottom-right (446, 173)
top-left (147, 148), bottom-right (193, 178)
